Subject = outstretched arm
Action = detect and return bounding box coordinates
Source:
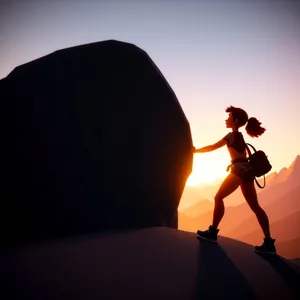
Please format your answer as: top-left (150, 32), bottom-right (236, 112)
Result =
top-left (194, 138), bottom-right (227, 153)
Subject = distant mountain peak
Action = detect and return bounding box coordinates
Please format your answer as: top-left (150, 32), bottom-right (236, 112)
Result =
top-left (286, 154), bottom-right (300, 181)
top-left (279, 167), bottom-right (287, 173)
top-left (288, 154), bottom-right (300, 170)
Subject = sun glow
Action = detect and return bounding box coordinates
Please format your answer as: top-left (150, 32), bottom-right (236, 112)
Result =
top-left (186, 154), bottom-right (228, 186)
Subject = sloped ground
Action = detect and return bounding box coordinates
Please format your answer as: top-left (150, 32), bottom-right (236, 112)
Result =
top-left (2, 227), bottom-right (300, 299)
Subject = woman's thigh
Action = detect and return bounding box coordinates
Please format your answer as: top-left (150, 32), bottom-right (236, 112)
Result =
top-left (240, 181), bottom-right (260, 211)
top-left (215, 173), bottom-right (242, 200)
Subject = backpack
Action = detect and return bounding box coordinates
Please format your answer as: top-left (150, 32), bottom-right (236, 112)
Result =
top-left (246, 143), bottom-right (272, 189)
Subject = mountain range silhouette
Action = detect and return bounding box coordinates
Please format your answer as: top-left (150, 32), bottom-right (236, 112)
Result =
top-left (180, 155), bottom-right (300, 259)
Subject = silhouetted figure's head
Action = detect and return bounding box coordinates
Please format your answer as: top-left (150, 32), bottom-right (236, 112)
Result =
top-left (225, 105), bottom-right (266, 137)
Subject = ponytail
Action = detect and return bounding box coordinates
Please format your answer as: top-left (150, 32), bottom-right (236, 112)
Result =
top-left (245, 117), bottom-right (266, 138)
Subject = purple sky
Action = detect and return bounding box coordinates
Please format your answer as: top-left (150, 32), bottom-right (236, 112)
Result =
top-left (1, 0), bottom-right (299, 183)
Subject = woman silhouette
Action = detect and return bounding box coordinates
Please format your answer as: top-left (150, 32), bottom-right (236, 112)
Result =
top-left (194, 106), bottom-right (276, 254)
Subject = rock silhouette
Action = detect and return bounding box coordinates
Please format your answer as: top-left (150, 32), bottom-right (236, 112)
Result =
top-left (1, 40), bottom-right (193, 246)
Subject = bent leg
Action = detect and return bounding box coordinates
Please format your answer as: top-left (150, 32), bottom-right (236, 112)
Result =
top-left (212, 173), bottom-right (242, 229)
top-left (240, 181), bottom-right (271, 238)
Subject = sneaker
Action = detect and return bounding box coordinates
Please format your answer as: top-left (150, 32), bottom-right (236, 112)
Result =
top-left (254, 237), bottom-right (277, 255)
top-left (197, 225), bottom-right (219, 243)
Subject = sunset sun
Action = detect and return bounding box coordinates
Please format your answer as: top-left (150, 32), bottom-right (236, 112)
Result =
top-left (186, 154), bottom-right (228, 186)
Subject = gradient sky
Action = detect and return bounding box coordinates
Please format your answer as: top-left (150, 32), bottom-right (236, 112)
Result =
top-left (1, 0), bottom-right (299, 183)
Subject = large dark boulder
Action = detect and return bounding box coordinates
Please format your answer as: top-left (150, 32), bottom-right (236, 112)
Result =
top-left (1, 40), bottom-right (193, 246)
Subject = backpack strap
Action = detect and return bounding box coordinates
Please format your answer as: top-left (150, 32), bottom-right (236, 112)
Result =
top-left (255, 176), bottom-right (266, 189)
top-left (246, 142), bottom-right (266, 189)
top-left (246, 142), bottom-right (256, 156)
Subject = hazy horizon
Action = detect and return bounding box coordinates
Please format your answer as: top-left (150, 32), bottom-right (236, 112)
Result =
top-left (179, 153), bottom-right (299, 210)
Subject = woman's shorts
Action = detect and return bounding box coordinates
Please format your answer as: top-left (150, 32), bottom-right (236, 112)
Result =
top-left (230, 163), bottom-right (255, 184)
